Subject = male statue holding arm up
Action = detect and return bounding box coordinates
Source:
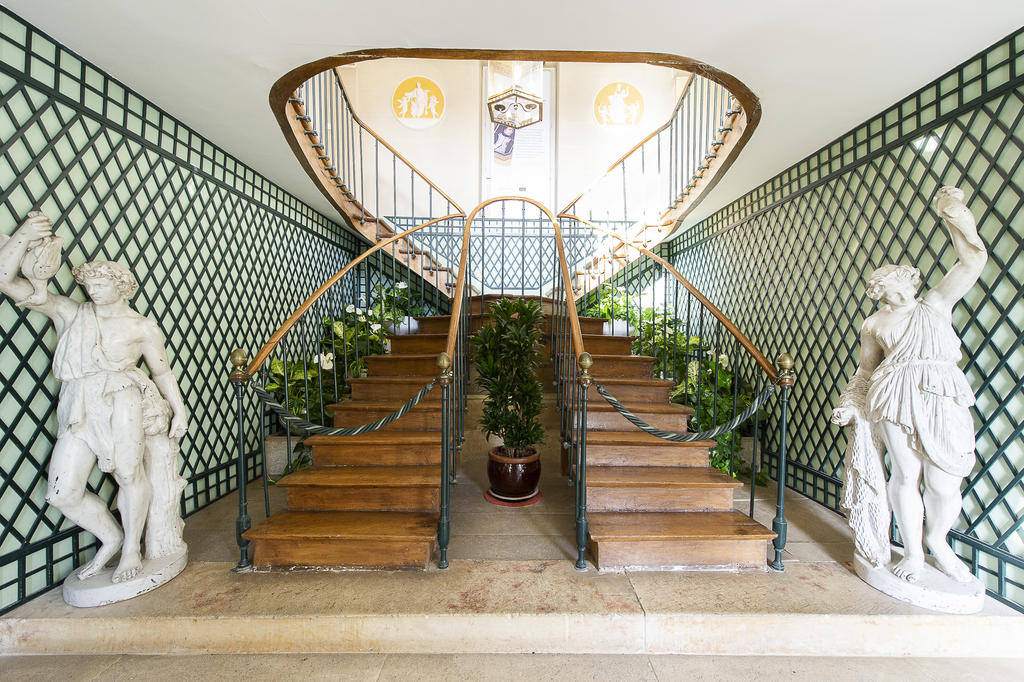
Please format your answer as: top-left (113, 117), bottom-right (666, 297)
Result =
top-left (832, 186), bottom-right (988, 612)
top-left (0, 212), bottom-right (188, 604)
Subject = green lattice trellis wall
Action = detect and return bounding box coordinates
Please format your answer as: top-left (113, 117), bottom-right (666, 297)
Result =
top-left (0, 8), bottom-right (383, 613)
top-left (663, 27), bottom-right (1024, 610)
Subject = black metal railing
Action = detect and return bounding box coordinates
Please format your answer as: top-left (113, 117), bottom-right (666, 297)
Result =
top-left (561, 214), bottom-right (797, 569)
top-left (438, 198), bottom-right (589, 565)
top-left (560, 74), bottom-right (739, 244)
top-left (227, 216), bottom-right (460, 569)
top-left (297, 69), bottom-right (463, 234)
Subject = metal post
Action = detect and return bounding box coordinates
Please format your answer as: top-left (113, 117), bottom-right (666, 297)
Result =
top-left (229, 349), bottom-right (253, 572)
top-left (771, 352), bottom-right (796, 571)
top-left (575, 352), bottom-right (593, 570)
top-left (437, 352), bottom-right (453, 569)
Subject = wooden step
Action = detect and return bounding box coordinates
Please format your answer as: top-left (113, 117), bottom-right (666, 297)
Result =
top-left (580, 333), bottom-right (634, 355)
top-left (244, 510), bottom-right (437, 569)
top-left (365, 353), bottom-right (439, 376)
top-left (347, 375), bottom-right (442, 401)
top-left (328, 401), bottom-right (443, 433)
top-left (586, 376), bottom-right (675, 403)
top-left (587, 511), bottom-right (775, 571)
top-left (586, 432), bottom-right (712, 467)
top-left (277, 466), bottom-right (440, 512)
top-left (586, 466), bottom-right (738, 512)
top-left (588, 354), bottom-right (656, 378)
top-left (586, 401), bottom-right (693, 433)
top-left (305, 432), bottom-right (441, 465)
top-left (388, 333), bottom-right (448, 354)
top-left (541, 316), bottom-right (606, 336)
top-left (414, 316), bottom-right (453, 334)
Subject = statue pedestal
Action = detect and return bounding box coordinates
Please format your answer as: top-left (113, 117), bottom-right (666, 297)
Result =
top-left (854, 549), bottom-right (985, 614)
top-left (63, 549), bottom-right (187, 608)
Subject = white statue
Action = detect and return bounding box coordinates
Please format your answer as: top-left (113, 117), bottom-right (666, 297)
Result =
top-left (0, 212), bottom-right (189, 607)
top-left (831, 186), bottom-right (988, 613)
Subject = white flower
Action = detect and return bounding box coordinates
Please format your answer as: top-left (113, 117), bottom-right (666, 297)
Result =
top-left (317, 352), bottom-right (334, 371)
top-left (358, 315), bottom-right (366, 322)
top-left (396, 281), bottom-right (408, 289)
top-left (345, 304), bottom-right (356, 313)
top-left (718, 353), bottom-right (729, 370)
top-left (370, 323), bottom-right (382, 332)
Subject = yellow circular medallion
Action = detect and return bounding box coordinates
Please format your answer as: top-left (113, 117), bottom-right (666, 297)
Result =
top-left (393, 76), bottom-right (445, 129)
top-left (594, 82), bottom-right (644, 126)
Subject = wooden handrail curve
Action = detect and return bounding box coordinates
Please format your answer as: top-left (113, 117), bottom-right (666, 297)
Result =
top-left (271, 49), bottom-right (760, 245)
top-left (557, 74), bottom-right (694, 216)
top-left (247, 213), bottom-right (464, 375)
top-left (443, 198), bottom-right (586, 362)
top-left (562, 214), bottom-right (778, 382)
top-left (329, 68), bottom-right (465, 216)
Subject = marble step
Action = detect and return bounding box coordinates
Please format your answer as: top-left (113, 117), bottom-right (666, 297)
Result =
top-left (5, 559), bottom-right (1018, 656)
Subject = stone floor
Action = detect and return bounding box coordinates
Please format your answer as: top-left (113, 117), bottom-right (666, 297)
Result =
top-left (2, 653), bottom-right (1021, 681)
top-left (2, 397), bottom-right (1021, 678)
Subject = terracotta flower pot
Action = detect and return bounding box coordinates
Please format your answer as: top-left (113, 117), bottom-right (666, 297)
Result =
top-left (486, 446), bottom-right (541, 502)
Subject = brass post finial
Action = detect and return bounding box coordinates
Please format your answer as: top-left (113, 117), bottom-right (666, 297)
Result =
top-left (229, 349), bottom-right (250, 384)
top-left (437, 352), bottom-right (453, 386)
top-left (776, 352), bottom-right (795, 387)
top-left (578, 351), bottom-right (594, 387)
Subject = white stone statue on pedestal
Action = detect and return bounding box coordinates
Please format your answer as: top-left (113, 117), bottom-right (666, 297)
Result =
top-left (831, 186), bottom-right (988, 614)
top-left (0, 211), bottom-right (189, 607)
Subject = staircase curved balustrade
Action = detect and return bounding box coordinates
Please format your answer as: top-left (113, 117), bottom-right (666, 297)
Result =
top-left (560, 214), bottom-right (796, 570)
top-left (559, 74), bottom-right (746, 247)
top-left (227, 214), bottom-right (463, 570)
top-left (290, 67), bottom-right (465, 294)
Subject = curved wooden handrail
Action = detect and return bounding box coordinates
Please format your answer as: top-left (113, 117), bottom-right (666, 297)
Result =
top-left (330, 68), bottom-right (465, 216)
top-left (558, 73), bottom-right (694, 216)
top-left (563, 214), bottom-right (778, 381)
top-left (443, 198), bottom-right (586, 362)
top-left (271, 49), bottom-right (759, 243)
top-left (247, 213), bottom-right (464, 375)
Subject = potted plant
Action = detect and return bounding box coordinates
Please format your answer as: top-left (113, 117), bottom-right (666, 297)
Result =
top-left (471, 297), bottom-right (547, 503)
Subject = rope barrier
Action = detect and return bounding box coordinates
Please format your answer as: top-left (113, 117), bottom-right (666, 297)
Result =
top-left (593, 382), bottom-right (777, 443)
top-left (248, 372), bottom-right (437, 437)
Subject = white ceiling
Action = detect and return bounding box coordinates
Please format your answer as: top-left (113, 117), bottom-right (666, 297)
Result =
top-left (7, 1), bottom-right (1024, 230)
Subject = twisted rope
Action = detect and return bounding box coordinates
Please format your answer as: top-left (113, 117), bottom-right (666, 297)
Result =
top-left (249, 372), bottom-right (437, 436)
top-left (593, 382), bottom-right (777, 443)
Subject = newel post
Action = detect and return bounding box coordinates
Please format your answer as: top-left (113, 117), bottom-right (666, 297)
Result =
top-left (771, 352), bottom-right (796, 571)
top-left (437, 352), bottom-right (453, 569)
top-left (229, 349), bottom-right (253, 572)
top-left (575, 352), bottom-right (593, 570)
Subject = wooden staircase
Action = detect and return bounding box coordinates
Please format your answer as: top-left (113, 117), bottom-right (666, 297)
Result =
top-left (574, 318), bottom-right (776, 571)
top-left (245, 306), bottom-right (773, 573)
top-left (243, 320), bottom-right (452, 570)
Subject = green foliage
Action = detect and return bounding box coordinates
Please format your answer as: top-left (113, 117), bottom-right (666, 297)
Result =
top-left (670, 351), bottom-right (761, 480)
top-left (579, 283), bottom-right (765, 484)
top-left (471, 298), bottom-right (547, 457)
top-left (577, 284), bottom-right (689, 376)
top-left (264, 283), bottom-right (420, 427)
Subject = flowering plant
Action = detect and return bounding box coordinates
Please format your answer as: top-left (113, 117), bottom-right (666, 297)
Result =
top-left (264, 281), bottom-right (422, 427)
